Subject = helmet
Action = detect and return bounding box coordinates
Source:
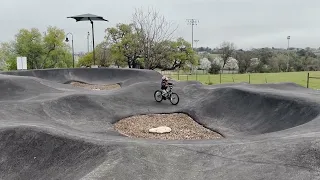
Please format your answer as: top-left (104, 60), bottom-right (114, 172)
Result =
top-left (162, 76), bottom-right (168, 80)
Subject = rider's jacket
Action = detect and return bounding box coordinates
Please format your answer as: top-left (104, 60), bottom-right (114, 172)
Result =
top-left (161, 79), bottom-right (167, 87)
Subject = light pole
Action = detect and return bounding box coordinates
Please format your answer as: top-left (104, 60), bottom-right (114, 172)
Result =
top-left (187, 19), bottom-right (199, 74)
top-left (186, 19), bottom-right (199, 49)
top-left (65, 32), bottom-right (75, 68)
top-left (194, 39), bottom-right (199, 48)
top-left (286, 36), bottom-right (291, 72)
top-left (87, 32), bottom-right (90, 53)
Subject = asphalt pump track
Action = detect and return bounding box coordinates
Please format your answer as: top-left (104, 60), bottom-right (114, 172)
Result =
top-left (0, 68), bottom-right (320, 180)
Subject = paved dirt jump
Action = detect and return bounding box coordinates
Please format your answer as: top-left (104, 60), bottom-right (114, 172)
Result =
top-left (0, 68), bottom-right (320, 180)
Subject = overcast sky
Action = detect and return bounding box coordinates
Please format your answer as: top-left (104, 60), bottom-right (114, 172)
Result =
top-left (1, 0), bottom-right (320, 52)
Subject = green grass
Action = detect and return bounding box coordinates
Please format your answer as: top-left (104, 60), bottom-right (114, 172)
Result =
top-left (167, 71), bottom-right (320, 89)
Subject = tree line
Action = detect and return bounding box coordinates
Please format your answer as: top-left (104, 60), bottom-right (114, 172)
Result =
top-left (198, 42), bottom-right (320, 74)
top-left (0, 26), bottom-right (73, 70)
top-left (1, 7), bottom-right (319, 74)
top-left (77, 8), bottom-right (198, 70)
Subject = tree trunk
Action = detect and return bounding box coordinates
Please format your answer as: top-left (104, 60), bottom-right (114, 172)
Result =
top-left (127, 60), bottom-right (131, 68)
top-left (132, 59), bottom-right (137, 68)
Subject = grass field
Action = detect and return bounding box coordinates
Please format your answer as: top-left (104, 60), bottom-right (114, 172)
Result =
top-left (165, 71), bottom-right (320, 89)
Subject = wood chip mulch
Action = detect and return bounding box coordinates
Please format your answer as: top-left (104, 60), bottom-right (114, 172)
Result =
top-left (114, 113), bottom-right (223, 140)
top-left (70, 82), bottom-right (121, 90)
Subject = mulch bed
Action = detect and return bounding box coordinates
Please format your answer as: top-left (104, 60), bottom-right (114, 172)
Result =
top-left (114, 113), bottom-right (223, 140)
top-left (70, 82), bottom-right (121, 90)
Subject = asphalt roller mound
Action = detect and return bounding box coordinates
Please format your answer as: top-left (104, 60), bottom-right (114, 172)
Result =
top-left (0, 127), bottom-right (106, 180)
top-left (0, 68), bottom-right (320, 179)
top-left (196, 86), bottom-right (320, 136)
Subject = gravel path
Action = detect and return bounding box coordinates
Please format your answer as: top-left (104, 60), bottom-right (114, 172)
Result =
top-left (114, 113), bottom-right (223, 140)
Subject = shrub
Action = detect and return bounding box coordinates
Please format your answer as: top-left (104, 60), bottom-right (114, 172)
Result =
top-left (208, 63), bottom-right (221, 74)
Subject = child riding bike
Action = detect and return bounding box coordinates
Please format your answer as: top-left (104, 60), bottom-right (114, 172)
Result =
top-left (161, 76), bottom-right (169, 96)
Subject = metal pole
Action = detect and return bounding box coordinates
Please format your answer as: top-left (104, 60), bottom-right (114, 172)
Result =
top-left (287, 36), bottom-right (290, 72)
top-left (87, 32), bottom-right (90, 53)
top-left (91, 21), bottom-right (95, 65)
top-left (186, 19), bottom-right (199, 49)
top-left (66, 32), bottom-right (74, 68)
top-left (187, 19), bottom-right (199, 74)
top-left (72, 38), bottom-right (74, 68)
top-left (191, 23), bottom-right (194, 48)
top-left (307, 73), bottom-right (310, 88)
top-left (194, 40), bottom-right (199, 48)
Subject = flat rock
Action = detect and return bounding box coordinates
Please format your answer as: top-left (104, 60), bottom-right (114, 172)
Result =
top-left (148, 126), bottom-right (172, 134)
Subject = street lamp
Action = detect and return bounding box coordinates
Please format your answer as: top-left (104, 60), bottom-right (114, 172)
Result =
top-left (87, 32), bottom-right (90, 53)
top-left (286, 36), bottom-right (291, 72)
top-left (65, 32), bottom-right (75, 68)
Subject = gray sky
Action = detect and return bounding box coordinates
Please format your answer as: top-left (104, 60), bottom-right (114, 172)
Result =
top-left (1, 0), bottom-right (320, 52)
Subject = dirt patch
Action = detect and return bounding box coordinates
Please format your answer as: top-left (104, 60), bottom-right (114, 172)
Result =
top-left (70, 82), bottom-right (120, 90)
top-left (114, 113), bottom-right (223, 140)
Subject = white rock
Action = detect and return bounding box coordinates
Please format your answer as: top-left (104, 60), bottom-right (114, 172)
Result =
top-left (148, 126), bottom-right (172, 134)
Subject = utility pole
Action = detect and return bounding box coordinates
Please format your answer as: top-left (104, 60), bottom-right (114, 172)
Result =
top-left (287, 36), bottom-right (290, 50)
top-left (186, 19), bottom-right (199, 49)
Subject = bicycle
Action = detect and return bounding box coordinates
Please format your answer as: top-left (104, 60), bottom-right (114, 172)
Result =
top-left (154, 82), bottom-right (180, 105)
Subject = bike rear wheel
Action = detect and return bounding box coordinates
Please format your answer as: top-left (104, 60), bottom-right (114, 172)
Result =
top-left (154, 90), bottom-right (163, 102)
top-left (169, 93), bottom-right (179, 105)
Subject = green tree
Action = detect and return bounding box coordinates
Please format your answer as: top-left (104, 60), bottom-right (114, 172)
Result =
top-left (297, 48), bottom-right (317, 70)
top-left (95, 41), bottom-right (113, 67)
top-left (106, 23), bottom-right (141, 68)
top-left (234, 50), bottom-right (255, 73)
top-left (268, 53), bottom-right (289, 72)
top-left (6, 26), bottom-right (72, 70)
top-left (14, 28), bottom-right (44, 69)
top-left (160, 38), bottom-right (197, 70)
top-left (77, 52), bottom-right (93, 67)
top-left (43, 26), bottom-right (72, 68)
top-left (0, 41), bottom-right (17, 70)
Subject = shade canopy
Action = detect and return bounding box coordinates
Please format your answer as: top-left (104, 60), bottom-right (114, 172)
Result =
top-left (67, 13), bottom-right (108, 66)
top-left (67, 13), bottom-right (108, 22)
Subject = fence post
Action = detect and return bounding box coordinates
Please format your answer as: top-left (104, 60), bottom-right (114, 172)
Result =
top-left (249, 74), bottom-right (251, 84)
top-left (307, 73), bottom-right (309, 88)
top-left (220, 71), bottom-right (222, 84)
top-left (187, 75), bottom-right (188, 81)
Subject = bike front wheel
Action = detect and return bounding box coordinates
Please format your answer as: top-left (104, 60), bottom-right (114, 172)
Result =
top-left (169, 92), bottom-right (179, 105)
top-left (154, 90), bottom-right (163, 102)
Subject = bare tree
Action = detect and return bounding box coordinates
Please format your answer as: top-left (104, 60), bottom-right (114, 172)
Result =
top-left (219, 41), bottom-right (236, 72)
top-left (132, 7), bottom-right (178, 69)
